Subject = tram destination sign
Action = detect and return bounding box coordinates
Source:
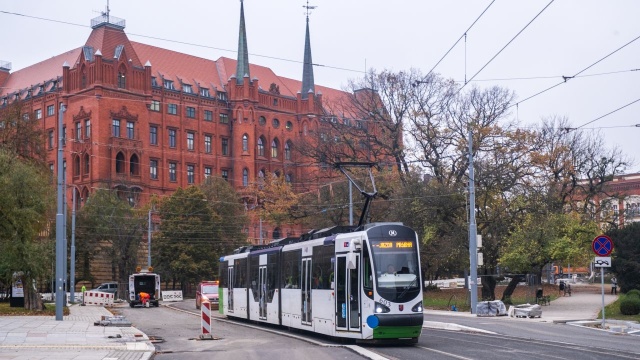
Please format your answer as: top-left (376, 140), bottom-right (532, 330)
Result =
top-left (372, 241), bottom-right (414, 249)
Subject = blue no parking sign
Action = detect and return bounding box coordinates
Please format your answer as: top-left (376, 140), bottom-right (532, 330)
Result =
top-left (592, 235), bottom-right (613, 256)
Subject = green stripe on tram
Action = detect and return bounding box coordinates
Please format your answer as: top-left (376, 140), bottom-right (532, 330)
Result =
top-left (219, 288), bottom-right (224, 314)
top-left (373, 325), bottom-right (422, 339)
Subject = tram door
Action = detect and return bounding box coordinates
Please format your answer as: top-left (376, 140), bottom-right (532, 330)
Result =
top-left (228, 266), bottom-right (234, 313)
top-left (336, 255), bottom-right (360, 331)
top-left (259, 265), bottom-right (267, 319)
top-left (301, 258), bottom-right (312, 325)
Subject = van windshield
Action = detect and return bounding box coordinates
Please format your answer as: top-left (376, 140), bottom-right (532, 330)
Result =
top-left (202, 285), bottom-right (218, 294)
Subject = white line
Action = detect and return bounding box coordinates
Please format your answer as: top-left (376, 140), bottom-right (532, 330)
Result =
top-left (417, 345), bottom-right (474, 360)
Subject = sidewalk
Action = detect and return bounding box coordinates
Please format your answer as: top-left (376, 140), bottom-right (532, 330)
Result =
top-left (0, 303), bottom-right (154, 360)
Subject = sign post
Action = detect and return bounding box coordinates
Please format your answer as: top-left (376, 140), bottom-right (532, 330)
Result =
top-left (592, 235), bottom-right (613, 329)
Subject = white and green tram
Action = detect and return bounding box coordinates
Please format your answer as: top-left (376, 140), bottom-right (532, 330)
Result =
top-left (219, 222), bottom-right (423, 342)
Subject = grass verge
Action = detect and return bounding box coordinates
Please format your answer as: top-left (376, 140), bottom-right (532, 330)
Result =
top-left (599, 297), bottom-right (640, 322)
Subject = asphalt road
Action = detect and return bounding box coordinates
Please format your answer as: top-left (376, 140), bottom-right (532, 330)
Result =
top-left (116, 300), bottom-right (640, 360)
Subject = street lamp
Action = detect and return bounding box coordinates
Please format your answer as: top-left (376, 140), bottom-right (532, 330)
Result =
top-left (148, 207), bottom-right (155, 268)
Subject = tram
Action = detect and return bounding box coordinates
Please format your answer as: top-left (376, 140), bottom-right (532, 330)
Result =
top-left (218, 163), bottom-right (423, 342)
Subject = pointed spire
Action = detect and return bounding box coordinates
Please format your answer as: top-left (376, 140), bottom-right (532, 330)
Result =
top-left (236, 0), bottom-right (250, 85)
top-left (301, 6), bottom-right (315, 99)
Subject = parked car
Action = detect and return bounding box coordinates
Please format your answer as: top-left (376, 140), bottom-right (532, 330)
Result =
top-left (196, 281), bottom-right (219, 310)
top-left (93, 282), bottom-right (118, 294)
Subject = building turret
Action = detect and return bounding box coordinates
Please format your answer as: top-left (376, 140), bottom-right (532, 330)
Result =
top-left (300, 14), bottom-right (315, 99)
top-left (236, 0), bottom-right (250, 85)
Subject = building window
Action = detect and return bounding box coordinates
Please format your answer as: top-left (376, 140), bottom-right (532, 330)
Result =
top-left (75, 122), bottom-right (81, 141)
top-left (150, 100), bottom-right (160, 111)
top-left (62, 126), bottom-right (66, 146)
top-left (222, 138), bottom-right (229, 156)
top-left (48, 130), bottom-right (54, 149)
top-left (285, 141), bottom-right (291, 160)
top-left (85, 119), bottom-right (91, 138)
top-left (84, 154), bottom-right (90, 175)
top-left (187, 165), bottom-right (195, 184)
top-left (204, 110), bottom-right (213, 121)
top-left (286, 121), bottom-right (293, 130)
top-left (74, 156), bottom-right (80, 176)
top-left (167, 104), bottom-right (177, 115)
top-left (217, 91), bottom-right (227, 101)
top-left (115, 152), bottom-right (125, 173)
top-left (169, 162), bottom-right (177, 182)
top-left (285, 173), bottom-right (292, 184)
top-left (117, 71), bottom-right (126, 89)
top-left (164, 80), bottom-right (175, 90)
top-left (200, 88), bottom-right (210, 97)
top-left (47, 105), bottom-right (54, 116)
top-left (272, 118), bottom-right (280, 128)
top-left (150, 125), bottom-right (157, 145)
top-left (187, 132), bottom-right (194, 150)
top-left (151, 77), bottom-right (158, 87)
top-left (186, 106), bottom-right (196, 118)
top-left (127, 121), bottom-right (135, 139)
top-left (222, 169), bottom-right (229, 182)
top-left (259, 116), bottom-right (266, 126)
top-left (257, 137), bottom-right (265, 157)
top-left (242, 134), bottom-right (249, 152)
top-left (271, 139), bottom-right (279, 158)
top-left (204, 167), bottom-right (212, 178)
top-left (169, 129), bottom-right (176, 148)
top-left (150, 160), bottom-right (158, 180)
top-left (35, 109), bottom-right (42, 120)
top-left (242, 168), bottom-right (249, 187)
top-left (130, 154), bottom-right (140, 176)
top-left (204, 135), bottom-right (212, 153)
top-left (220, 113), bottom-right (229, 124)
top-left (112, 119), bottom-right (120, 137)
top-left (183, 84), bottom-right (192, 94)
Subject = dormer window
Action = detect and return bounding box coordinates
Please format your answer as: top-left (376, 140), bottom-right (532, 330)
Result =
top-left (200, 88), bottom-right (210, 97)
top-left (183, 84), bottom-right (192, 94)
top-left (217, 91), bottom-right (227, 101)
top-left (164, 80), bottom-right (174, 90)
top-left (151, 77), bottom-right (158, 87)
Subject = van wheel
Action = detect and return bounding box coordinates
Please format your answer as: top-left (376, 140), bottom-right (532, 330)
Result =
top-left (129, 302), bottom-right (134, 308)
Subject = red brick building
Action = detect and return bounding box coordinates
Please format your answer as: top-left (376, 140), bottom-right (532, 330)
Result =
top-left (0, 4), bottom-right (354, 242)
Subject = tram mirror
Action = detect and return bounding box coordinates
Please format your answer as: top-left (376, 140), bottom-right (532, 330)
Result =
top-left (346, 252), bottom-right (357, 270)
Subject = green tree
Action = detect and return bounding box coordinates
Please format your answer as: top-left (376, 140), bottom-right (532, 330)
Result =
top-left (75, 189), bottom-right (144, 296)
top-left (0, 149), bottom-right (53, 310)
top-left (606, 222), bottom-right (640, 292)
top-left (0, 102), bottom-right (46, 164)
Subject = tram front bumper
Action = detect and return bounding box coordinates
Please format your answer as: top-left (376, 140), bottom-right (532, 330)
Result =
top-left (367, 313), bottom-right (423, 339)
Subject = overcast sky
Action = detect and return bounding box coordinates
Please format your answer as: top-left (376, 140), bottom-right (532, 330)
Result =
top-left (2, 1), bottom-right (639, 171)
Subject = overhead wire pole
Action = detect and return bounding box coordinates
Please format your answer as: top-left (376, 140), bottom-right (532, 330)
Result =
top-left (70, 190), bottom-right (76, 303)
top-left (55, 105), bottom-right (65, 320)
top-left (468, 127), bottom-right (478, 314)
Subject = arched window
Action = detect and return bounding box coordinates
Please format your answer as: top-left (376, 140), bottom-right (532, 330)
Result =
top-left (84, 153), bottom-right (90, 175)
top-left (130, 154), bottom-right (140, 176)
top-left (257, 136), bottom-right (265, 157)
top-left (242, 168), bottom-right (249, 187)
top-left (303, 123), bottom-right (308, 136)
top-left (115, 152), bottom-right (125, 174)
top-left (242, 134), bottom-right (249, 152)
top-left (73, 155), bottom-right (80, 176)
top-left (285, 173), bottom-right (292, 184)
top-left (272, 227), bottom-right (281, 239)
top-left (117, 65), bottom-right (126, 89)
top-left (258, 169), bottom-right (265, 178)
top-left (285, 141), bottom-right (292, 160)
top-left (271, 138), bottom-right (279, 158)
top-left (81, 66), bottom-right (87, 89)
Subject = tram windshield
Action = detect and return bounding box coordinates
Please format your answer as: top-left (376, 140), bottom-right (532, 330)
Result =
top-left (370, 238), bottom-right (420, 303)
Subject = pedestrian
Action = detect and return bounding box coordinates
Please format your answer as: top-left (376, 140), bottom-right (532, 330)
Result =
top-left (558, 280), bottom-right (565, 295)
top-left (81, 284), bottom-right (86, 306)
top-left (611, 276), bottom-right (618, 295)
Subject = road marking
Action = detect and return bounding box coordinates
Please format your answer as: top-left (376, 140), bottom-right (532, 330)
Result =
top-left (417, 345), bottom-right (474, 360)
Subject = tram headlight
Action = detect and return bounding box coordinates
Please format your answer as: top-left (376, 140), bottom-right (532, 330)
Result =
top-left (412, 301), bottom-right (423, 312)
top-left (374, 301), bottom-right (390, 314)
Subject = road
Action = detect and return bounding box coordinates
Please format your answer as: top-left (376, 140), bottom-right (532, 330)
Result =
top-left (116, 300), bottom-right (640, 360)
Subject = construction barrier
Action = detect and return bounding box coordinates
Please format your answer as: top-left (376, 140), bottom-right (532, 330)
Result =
top-left (161, 290), bottom-right (183, 302)
top-left (83, 291), bottom-right (114, 306)
top-left (201, 300), bottom-right (211, 335)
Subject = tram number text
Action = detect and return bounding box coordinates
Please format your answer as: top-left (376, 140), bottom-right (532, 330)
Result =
top-left (378, 298), bottom-right (391, 307)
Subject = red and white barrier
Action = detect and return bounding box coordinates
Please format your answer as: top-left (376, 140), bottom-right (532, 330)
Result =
top-left (83, 291), bottom-right (114, 306)
top-left (201, 300), bottom-right (211, 335)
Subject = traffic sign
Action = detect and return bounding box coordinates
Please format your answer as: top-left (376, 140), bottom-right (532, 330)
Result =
top-left (594, 257), bottom-right (611, 268)
top-left (592, 235), bottom-right (613, 256)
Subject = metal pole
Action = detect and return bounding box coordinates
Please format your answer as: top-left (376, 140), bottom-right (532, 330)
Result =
top-left (148, 209), bottom-right (152, 267)
top-left (259, 217), bottom-right (263, 245)
top-left (55, 105), bottom-right (65, 320)
top-left (468, 127), bottom-right (478, 314)
top-left (63, 178), bottom-right (68, 305)
top-left (349, 182), bottom-right (353, 226)
top-left (601, 267), bottom-right (605, 328)
top-left (70, 190), bottom-right (76, 303)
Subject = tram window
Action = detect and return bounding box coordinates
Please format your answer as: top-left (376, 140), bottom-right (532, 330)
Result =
top-left (267, 253), bottom-right (279, 302)
top-left (362, 241), bottom-right (374, 299)
top-left (312, 245), bottom-right (333, 289)
top-left (235, 258), bottom-right (247, 288)
top-left (250, 256), bottom-right (260, 301)
top-left (282, 250), bottom-right (301, 289)
top-left (220, 262), bottom-right (228, 287)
